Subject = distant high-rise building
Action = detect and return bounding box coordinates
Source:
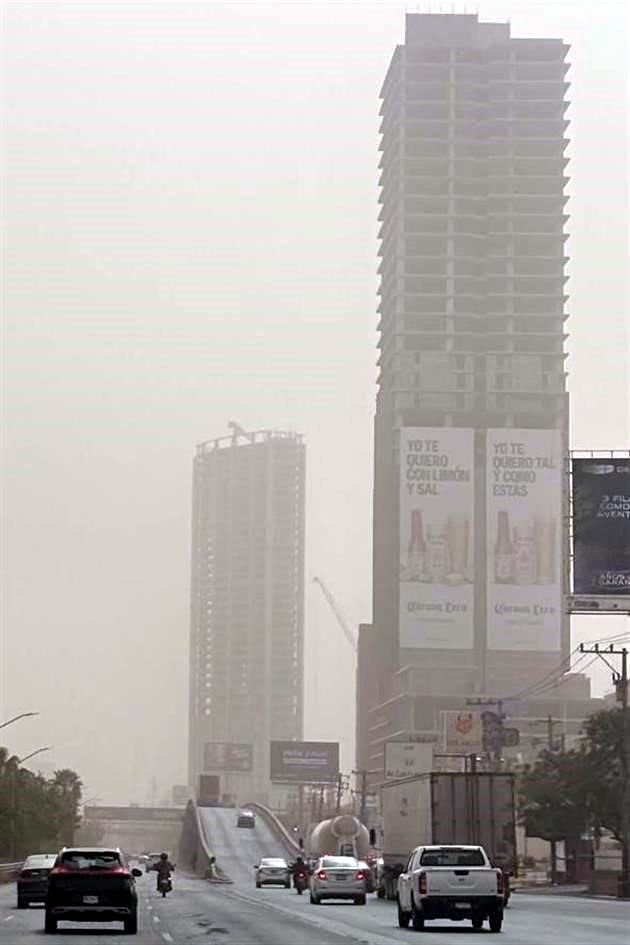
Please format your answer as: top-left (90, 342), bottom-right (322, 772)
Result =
top-left (360, 14), bottom-right (593, 783)
top-left (188, 426), bottom-right (305, 802)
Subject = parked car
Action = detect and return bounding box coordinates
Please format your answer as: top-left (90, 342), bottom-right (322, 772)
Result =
top-left (309, 855), bottom-right (367, 905)
top-left (17, 854), bottom-right (57, 908)
top-left (254, 857), bottom-right (290, 888)
top-left (236, 810), bottom-right (256, 828)
top-left (45, 847), bottom-right (142, 935)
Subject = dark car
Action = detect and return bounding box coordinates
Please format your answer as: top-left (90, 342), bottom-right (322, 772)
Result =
top-left (236, 810), bottom-right (256, 828)
top-left (45, 847), bottom-right (142, 935)
top-left (17, 854), bottom-right (57, 908)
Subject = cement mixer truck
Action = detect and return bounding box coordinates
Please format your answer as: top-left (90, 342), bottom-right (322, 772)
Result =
top-left (307, 815), bottom-right (369, 860)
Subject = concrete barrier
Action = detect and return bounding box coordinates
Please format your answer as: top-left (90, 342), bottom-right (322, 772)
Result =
top-left (178, 802), bottom-right (232, 884)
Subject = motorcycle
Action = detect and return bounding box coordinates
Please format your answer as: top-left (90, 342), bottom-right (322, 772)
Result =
top-left (158, 876), bottom-right (172, 898)
top-left (294, 871), bottom-right (308, 895)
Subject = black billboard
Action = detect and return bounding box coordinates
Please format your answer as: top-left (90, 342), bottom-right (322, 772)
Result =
top-left (203, 742), bottom-right (253, 772)
top-left (270, 740), bottom-right (339, 784)
top-left (572, 458), bottom-right (630, 596)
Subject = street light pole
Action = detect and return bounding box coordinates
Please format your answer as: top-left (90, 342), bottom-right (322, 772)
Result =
top-left (0, 712), bottom-right (39, 732)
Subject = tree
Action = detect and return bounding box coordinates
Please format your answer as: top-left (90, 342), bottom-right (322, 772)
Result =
top-left (580, 706), bottom-right (628, 844)
top-left (517, 748), bottom-right (588, 883)
top-left (48, 769), bottom-right (83, 847)
top-left (0, 748), bottom-right (84, 859)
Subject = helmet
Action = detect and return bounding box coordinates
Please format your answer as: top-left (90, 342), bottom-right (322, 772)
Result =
top-left (160, 853), bottom-right (168, 860)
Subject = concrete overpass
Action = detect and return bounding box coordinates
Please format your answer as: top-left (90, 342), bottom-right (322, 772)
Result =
top-left (82, 806), bottom-right (184, 855)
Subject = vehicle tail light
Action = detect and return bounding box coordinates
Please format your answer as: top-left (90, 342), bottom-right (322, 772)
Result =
top-left (496, 870), bottom-right (504, 895)
top-left (418, 872), bottom-right (427, 895)
top-left (356, 871), bottom-right (365, 881)
top-left (49, 867), bottom-right (71, 876)
top-left (317, 870), bottom-right (327, 881)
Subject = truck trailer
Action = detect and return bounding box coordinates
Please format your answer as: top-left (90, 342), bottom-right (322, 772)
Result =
top-left (378, 772), bottom-right (516, 901)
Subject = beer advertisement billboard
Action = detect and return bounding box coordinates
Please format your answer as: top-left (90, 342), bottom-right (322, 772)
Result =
top-left (486, 429), bottom-right (563, 650)
top-left (399, 428), bottom-right (475, 649)
top-left (270, 740), bottom-right (339, 784)
top-left (203, 742), bottom-right (253, 772)
top-left (572, 458), bottom-right (630, 599)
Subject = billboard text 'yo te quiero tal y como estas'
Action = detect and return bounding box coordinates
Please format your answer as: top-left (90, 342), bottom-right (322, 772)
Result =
top-left (487, 429), bottom-right (563, 652)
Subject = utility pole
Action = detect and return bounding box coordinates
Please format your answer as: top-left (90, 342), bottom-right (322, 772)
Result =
top-left (352, 769), bottom-right (369, 825)
top-left (335, 773), bottom-right (344, 814)
top-left (579, 643), bottom-right (629, 899)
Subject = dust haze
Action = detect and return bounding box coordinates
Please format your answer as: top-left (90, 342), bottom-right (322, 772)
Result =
top-left (2, 2), bottom-right (628, 803)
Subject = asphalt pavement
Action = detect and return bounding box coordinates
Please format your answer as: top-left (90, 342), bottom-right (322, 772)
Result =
top-left (0, 810), bottom-right (628, 944)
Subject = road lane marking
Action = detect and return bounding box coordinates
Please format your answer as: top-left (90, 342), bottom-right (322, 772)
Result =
top-left (153, 914), bottom-right (161, 923)
top-left (162, 934), bottom-right (173, 943)
top-left (4, 916), bottom-right (14, 922)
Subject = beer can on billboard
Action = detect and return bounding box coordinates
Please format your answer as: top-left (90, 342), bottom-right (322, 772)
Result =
top-left (572, 458), bottom-right (630, 600)
top-left (442, 711), bottom-right (483, 753)
top-left (486, 429), bottom-right (563, 651)
top-left (384, 741), bottom-right (434, 781)
top-left (399, 428), bottom-right (475, 650)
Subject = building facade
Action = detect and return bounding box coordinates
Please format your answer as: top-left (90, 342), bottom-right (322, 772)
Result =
top-left (188, 426), bottom-right (305, 802)
top-left (363, 14), bottom-right (578, 783)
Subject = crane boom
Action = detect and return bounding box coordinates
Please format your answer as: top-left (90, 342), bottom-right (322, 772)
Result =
top-left (313, 577), bottom-right (357, 652)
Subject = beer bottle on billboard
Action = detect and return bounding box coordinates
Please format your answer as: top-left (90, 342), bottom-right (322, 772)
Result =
top-left (427, 523), bottom-right (449, 582)
top-left (494, 510), bottom-right (514, 584)
top-left (514, 523), bottom-right (537, 585)
top-left (408, 509), bottom-right (427, 580)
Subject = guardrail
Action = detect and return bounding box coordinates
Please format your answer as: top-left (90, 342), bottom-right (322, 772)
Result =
top-left (0, 862), bottom-right (22, 883)
top-left (241, 802), bottom-right (302, 857)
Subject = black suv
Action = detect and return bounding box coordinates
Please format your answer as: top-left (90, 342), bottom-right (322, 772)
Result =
top-left (45, 847), bottom-right (141, 934)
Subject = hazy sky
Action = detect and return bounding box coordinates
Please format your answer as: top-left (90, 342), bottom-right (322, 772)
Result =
top-left (2, 2), bottom-right (628, 804)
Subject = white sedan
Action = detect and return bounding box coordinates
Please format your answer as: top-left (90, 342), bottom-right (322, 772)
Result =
top-left (255, 857), bottom-right (291, 888)
top-left (309, 856), bottom-right (367, 905)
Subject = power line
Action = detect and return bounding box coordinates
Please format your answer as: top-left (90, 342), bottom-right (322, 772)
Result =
top-left (501, 648), bottom-right (585, 702)
top-left (520, 657), bottom-right (599, 701)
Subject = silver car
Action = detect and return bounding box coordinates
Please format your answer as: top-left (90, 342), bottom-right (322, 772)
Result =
top-left (309, 856), bottom-right (367, 905)
top-left (255, 857), bottom-right (290, 888)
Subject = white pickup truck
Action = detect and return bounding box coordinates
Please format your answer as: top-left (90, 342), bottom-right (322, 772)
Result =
top-left (397, 844), bottom-right (505, 933)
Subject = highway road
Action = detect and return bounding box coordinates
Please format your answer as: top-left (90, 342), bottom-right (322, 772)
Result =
top-left (1, 809), bottom-right (628, 943)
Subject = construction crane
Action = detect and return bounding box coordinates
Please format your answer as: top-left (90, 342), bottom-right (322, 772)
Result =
top-left (313, 577), bottom-right (357, 652)
top-left (227, 420), bottom-right (255, 443)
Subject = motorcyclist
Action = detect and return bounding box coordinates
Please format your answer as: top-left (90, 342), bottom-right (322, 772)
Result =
top-left (155, 852), bottom-right (175, 892)
top-left (291, 855), bottom-right (308, 886)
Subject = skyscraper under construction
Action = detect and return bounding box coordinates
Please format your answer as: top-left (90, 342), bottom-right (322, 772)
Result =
top-left (358, 14), bottom-right (597, 781)
top-left (188, 425), bottom-right (305, 802)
